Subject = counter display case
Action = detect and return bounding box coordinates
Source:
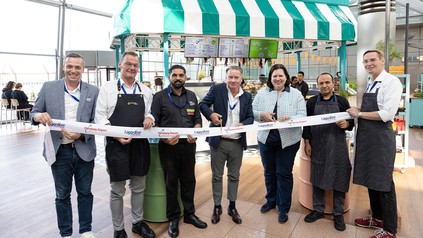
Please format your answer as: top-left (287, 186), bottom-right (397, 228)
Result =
top-left (394, 74), bottom-right (410, 173)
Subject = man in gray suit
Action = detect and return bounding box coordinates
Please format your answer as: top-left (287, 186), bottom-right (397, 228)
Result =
top-left (30, 53), bottom-right (99, 238)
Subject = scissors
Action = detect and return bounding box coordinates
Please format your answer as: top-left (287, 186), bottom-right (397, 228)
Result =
top-left (218, 116), bottom-right (223, 135)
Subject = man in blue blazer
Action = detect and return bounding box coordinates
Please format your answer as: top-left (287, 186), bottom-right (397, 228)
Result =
top-left (199, 65), bottom-right (254, 225)
top-left (30, 53), bottom-right (99, 238)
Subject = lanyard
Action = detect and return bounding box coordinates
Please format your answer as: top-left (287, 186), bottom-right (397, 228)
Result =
top-left (117, 79), bottom-right (141, 95)
top-left (64, 84), bottom-right (80, 103)
top-left (167, 86), bottom-right (188, 109)
top-left (366, 81), bottom-right (380, 93)
top-left (229, 100), bottom-right (238, 111)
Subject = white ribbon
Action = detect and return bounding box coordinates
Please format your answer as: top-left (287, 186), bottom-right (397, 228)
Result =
top-left (49, 112), bottom-right (352, 138)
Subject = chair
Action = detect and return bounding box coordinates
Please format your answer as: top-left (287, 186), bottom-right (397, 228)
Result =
top-left (10, 99), bottom-right (31, 129)
top-left (1, 99), bottom-right (14, 128)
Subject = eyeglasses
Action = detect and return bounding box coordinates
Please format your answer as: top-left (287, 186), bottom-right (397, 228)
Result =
top-left (123, 61), bottom-right (139, 68)
top-left (362, 58), bottom-right (379, 64)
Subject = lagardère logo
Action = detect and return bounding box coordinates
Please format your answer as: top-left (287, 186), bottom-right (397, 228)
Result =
top-left (51, 122), bottom-right (65, 128)
top-left (194, 130), bottom-right (210, 136)
top-left (124, 130), bottom-right (142, 136)
top-left (321, 116), bottom-right (336, 121)
top-left (258, 124), bottom-right (273, 128)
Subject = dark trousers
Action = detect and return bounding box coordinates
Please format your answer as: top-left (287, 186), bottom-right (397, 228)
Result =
top-left (312, 186), bottom-right (345, 216)
top-left (51, 146), bottom-right (94, 236)
top-left (259, 141), bottom-right (300, 214)
top-left (159, 141), bottom-right (196, 220)
top-left (368, 181), bottom-right (398, 234)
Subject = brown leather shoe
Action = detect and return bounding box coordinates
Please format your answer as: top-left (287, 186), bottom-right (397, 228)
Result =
top-left (228, 208), bottom-right (242, 224)
top-left (211, 206), bottom-right (222, 224)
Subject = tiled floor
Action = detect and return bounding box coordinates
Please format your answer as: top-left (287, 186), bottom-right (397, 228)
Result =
top-left (157, 198), bottom-right (405, 238)
top-left (1, 124), bottom-right (421, 237)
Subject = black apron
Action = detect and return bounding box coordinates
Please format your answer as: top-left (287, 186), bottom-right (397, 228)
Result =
top-left (310, 95), bottom-right (351, 192)
top-left (105, 81), bottom-right (150, 182)
top-left (354, 89), bottom-right (396, 191)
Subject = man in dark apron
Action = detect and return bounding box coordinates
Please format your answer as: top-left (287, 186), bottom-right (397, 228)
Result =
top-left (95, 52), bottom-right (155, 238)
top-left (302, 73), bottom-right (353, 231)
top-left (151, 65), bottom-right (207, 238)
top-left (347, 50), bottom-right (403, 238)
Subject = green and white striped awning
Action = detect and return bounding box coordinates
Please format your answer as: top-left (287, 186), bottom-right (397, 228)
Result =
top-left (113, 0), bottom-right (357, 42)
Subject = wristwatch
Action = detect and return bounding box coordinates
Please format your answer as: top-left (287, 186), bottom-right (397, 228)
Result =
top-left (358, 112), bottom-right (363, 118)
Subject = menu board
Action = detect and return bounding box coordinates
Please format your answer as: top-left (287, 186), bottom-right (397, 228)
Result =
top-left (184, 37), bottom-right (219, 58)
top-left (219, 38), bottom-right (249, 58)
top-left (249, 39), bottom-right (279, 59)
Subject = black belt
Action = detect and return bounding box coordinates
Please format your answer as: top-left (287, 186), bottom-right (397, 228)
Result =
top-left (221, 137), bottom-right (240, 141)
top-left (60, 142), bottom-right (76, 149)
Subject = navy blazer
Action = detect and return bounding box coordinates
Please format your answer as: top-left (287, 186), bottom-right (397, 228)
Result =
top-left (199, 83), bottom-right (254, 150)
top-left (30, 79), bottom-right (99, 162)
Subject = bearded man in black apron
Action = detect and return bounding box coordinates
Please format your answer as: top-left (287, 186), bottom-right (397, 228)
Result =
top-left (151, 65), bottom-right (207, 238)
top-left (347, 50), bottom-right (402, 238)
top-left (302, 73), bottom-right (353, 231)
top-left (95, 52), bottom-right (156, 238)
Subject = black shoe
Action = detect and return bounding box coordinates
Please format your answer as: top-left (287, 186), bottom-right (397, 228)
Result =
top-left (334, 215), bottom-right (346, 231)
top-left (132, 220), bottom-right (155, 238)
top-left (260, 203), bottom-right (276, 214)
top-left (114, 229), bottom-right (128, 238)
top-left (227, 208), bottom-right (242, 224)
top-left (304, 210), bottom-right (325, 223)
top-left (278, 212), bottom-right (289, 224)
top-left (168, 219), bottom-right (179, 238)
top-left (184, 214), bottom-right (207, 229)
top-left (211, 206), bottom-right (222, 224)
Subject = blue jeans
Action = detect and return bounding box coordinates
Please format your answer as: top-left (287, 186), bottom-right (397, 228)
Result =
top-left (51, 146), bottom-right (94, 236)
top-left (259, 141), bottom-right (300, 214)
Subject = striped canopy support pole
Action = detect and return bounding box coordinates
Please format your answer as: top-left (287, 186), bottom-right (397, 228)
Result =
top-left (115, 47), bottom-right (120, 80)
top-left (339, 41), bottom-right (347, 90)
top-left (296, 52), bottom-right (301, 73)
top-left (163, 33), bottom-right (169, 86)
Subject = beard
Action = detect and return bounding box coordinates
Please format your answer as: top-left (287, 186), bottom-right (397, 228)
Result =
top-left (172, 80), bottom-right (184, 89)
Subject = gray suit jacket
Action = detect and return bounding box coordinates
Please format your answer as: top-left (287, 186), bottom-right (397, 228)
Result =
top-left (30, 79), bottom-right (99, 162)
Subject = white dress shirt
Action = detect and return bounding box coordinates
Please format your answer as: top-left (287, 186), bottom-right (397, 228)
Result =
top-left (223, 86), bottom-right (243, 140)
top-left (62, 82), bottom-right (81, 144)
top-left (95, 79), bottom-right (154, 125)
top-left (366, 70), bottom-right (402, 122)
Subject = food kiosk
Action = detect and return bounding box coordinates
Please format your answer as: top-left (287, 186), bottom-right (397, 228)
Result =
top-left (111, 0), bottom-right (358, 221)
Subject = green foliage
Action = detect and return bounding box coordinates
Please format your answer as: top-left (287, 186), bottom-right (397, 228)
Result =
top-left (338, 87), bottom-right (349, 98)
top-left (198, 70), bottom-right (205, 80)
top-left (348, 81), bottom-right (357, 91)
top-left (414, 91), bottom-right (423, 98)
top-left (376, 40), bottom-right (402, 61)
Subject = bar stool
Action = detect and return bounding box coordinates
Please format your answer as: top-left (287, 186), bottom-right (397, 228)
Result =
top-left (1, 99), bottom-right (13, 128)
top-left (10, 99), bottom-right (31, 129)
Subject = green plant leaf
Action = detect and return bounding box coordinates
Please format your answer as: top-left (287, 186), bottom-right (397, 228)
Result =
top-left (376, 40), bottom-right (402, 61)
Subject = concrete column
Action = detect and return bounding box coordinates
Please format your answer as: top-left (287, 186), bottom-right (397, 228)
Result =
top-left (356, 0), bottom-right (397, 106)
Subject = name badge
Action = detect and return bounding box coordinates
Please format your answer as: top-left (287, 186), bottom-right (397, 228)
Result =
top-left (187, 108), bottom-right (195, 116)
